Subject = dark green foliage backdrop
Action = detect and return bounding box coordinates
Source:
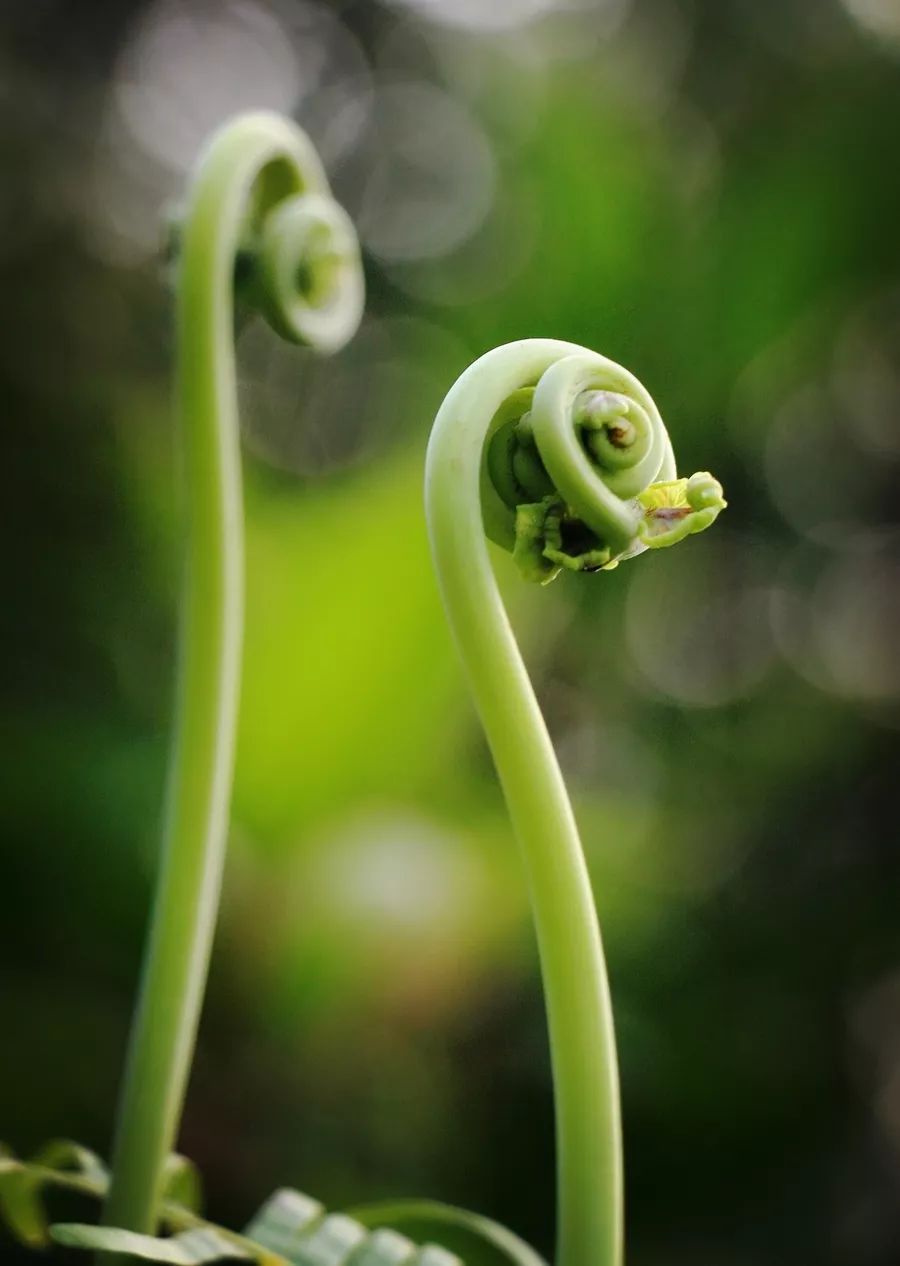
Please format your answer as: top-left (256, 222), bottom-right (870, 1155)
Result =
top-left (2, 1), bottom-right (900, 1262)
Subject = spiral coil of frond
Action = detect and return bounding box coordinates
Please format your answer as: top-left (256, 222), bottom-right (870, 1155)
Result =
top-left (476, 344), bottom-right (724, 582)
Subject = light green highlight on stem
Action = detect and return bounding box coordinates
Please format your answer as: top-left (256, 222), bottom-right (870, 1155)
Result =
top-left (101, 111), bottom-right (363, 1252)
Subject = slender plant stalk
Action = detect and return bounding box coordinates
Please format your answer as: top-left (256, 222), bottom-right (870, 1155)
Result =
top-left (101, 112), bottom-right (363, 1251)
top-left (425, 340), bottom-right (725, 1266)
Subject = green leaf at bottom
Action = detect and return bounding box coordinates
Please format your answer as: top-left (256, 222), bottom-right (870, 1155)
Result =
top-left (349, 1200), bottom-right (549, 1266)
top-left (0, 1141), bottom-right (109, 1248)
top-left (52, 1223), bottom-right (247, 1264)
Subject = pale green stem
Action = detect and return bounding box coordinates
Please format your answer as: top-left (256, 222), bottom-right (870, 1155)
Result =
top-left (425, 340), bottom-right (624, 1266)
top-left (101, 113), bottom-right (360, 1251)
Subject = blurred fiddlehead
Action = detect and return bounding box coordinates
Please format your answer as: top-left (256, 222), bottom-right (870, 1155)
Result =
top-left (101, 111), bottom-right (364, 1245)
top-left (425, 340), bottom-right (725, 1266)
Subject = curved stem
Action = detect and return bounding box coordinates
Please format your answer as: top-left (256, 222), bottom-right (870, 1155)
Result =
top-left (102, 114), bottom-right (355, 1243)
top-left (425, 341), bottom-right (624, 1266)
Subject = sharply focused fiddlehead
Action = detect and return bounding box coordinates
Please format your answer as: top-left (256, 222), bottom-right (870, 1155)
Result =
top-left (100, 111), bottom-right (364, 1244)
top-left (425, 340), bottom-right (725, 1266)
top-left (481, 346), bottom-right (724, 582)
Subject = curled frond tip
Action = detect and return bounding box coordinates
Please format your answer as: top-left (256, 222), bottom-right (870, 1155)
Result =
top-left (471, 343), bottom-right (726, 583)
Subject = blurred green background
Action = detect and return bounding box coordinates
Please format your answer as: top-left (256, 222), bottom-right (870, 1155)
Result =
top-left (3, 0), bottom-right (900, 1262)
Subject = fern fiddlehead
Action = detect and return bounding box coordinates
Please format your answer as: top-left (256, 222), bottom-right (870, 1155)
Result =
top-left (1, 113), bottom-right (547, 1266)
top-left (101, 111), bottom-right (364, 1244)
top-left (425, 339), bottom-right (726, 1266)
top-left (1, 125), bottom-right (725, 1266)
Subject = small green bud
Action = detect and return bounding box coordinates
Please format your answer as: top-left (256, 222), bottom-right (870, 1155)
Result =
top-left (512, 497), bottom-right (619, 583)
top-left (512, 499), bottom-right (563, 584)
top-left (637, 472), bottom-right (726, 548)
top-left (686, 470), bottom-right (726, 511)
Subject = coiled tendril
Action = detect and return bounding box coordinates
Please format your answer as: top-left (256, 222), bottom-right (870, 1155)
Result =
top-left (481, 346), bottom-right (724, 582)
top-left (425, 340), bottom-right (725, 1266)
top-left (101, 112), bottom-right (364, 1246)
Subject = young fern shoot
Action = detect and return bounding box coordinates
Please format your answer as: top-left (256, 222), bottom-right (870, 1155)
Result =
top-left (101, 111), bottom-right (364, 1244)
top-left (425, 340), bottom-right (726, 1266)
top-left (0, 113), bottom-right (547, 1266)
top-left (0, 124), bottom-right (726, 1266)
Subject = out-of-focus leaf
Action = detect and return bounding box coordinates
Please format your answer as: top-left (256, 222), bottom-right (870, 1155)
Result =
top-left (350, 1200), bottom-right (548, 1266)
top-left (243, 1190), bottom-right (464, 1265)
top-left (282, 1212), bottom-right (367, 1263)
top-left (53, 1203), bottom-right (465, 1266)
top-left (1, 1143), bottom-right (518, 1264)
top-left (161, 1154), bottom-right (203, 1217)
top-left (348, 1227), bottom-right (456, 1265)
top-left (0, 1141), bottom-right (209, 1251)
top-left (0, 1140), bottom-right (109, 1247)
top-left (52, 1223), bottom-right (251, 1263)
top-left (242, 1188), bottom-right (322, 1257)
